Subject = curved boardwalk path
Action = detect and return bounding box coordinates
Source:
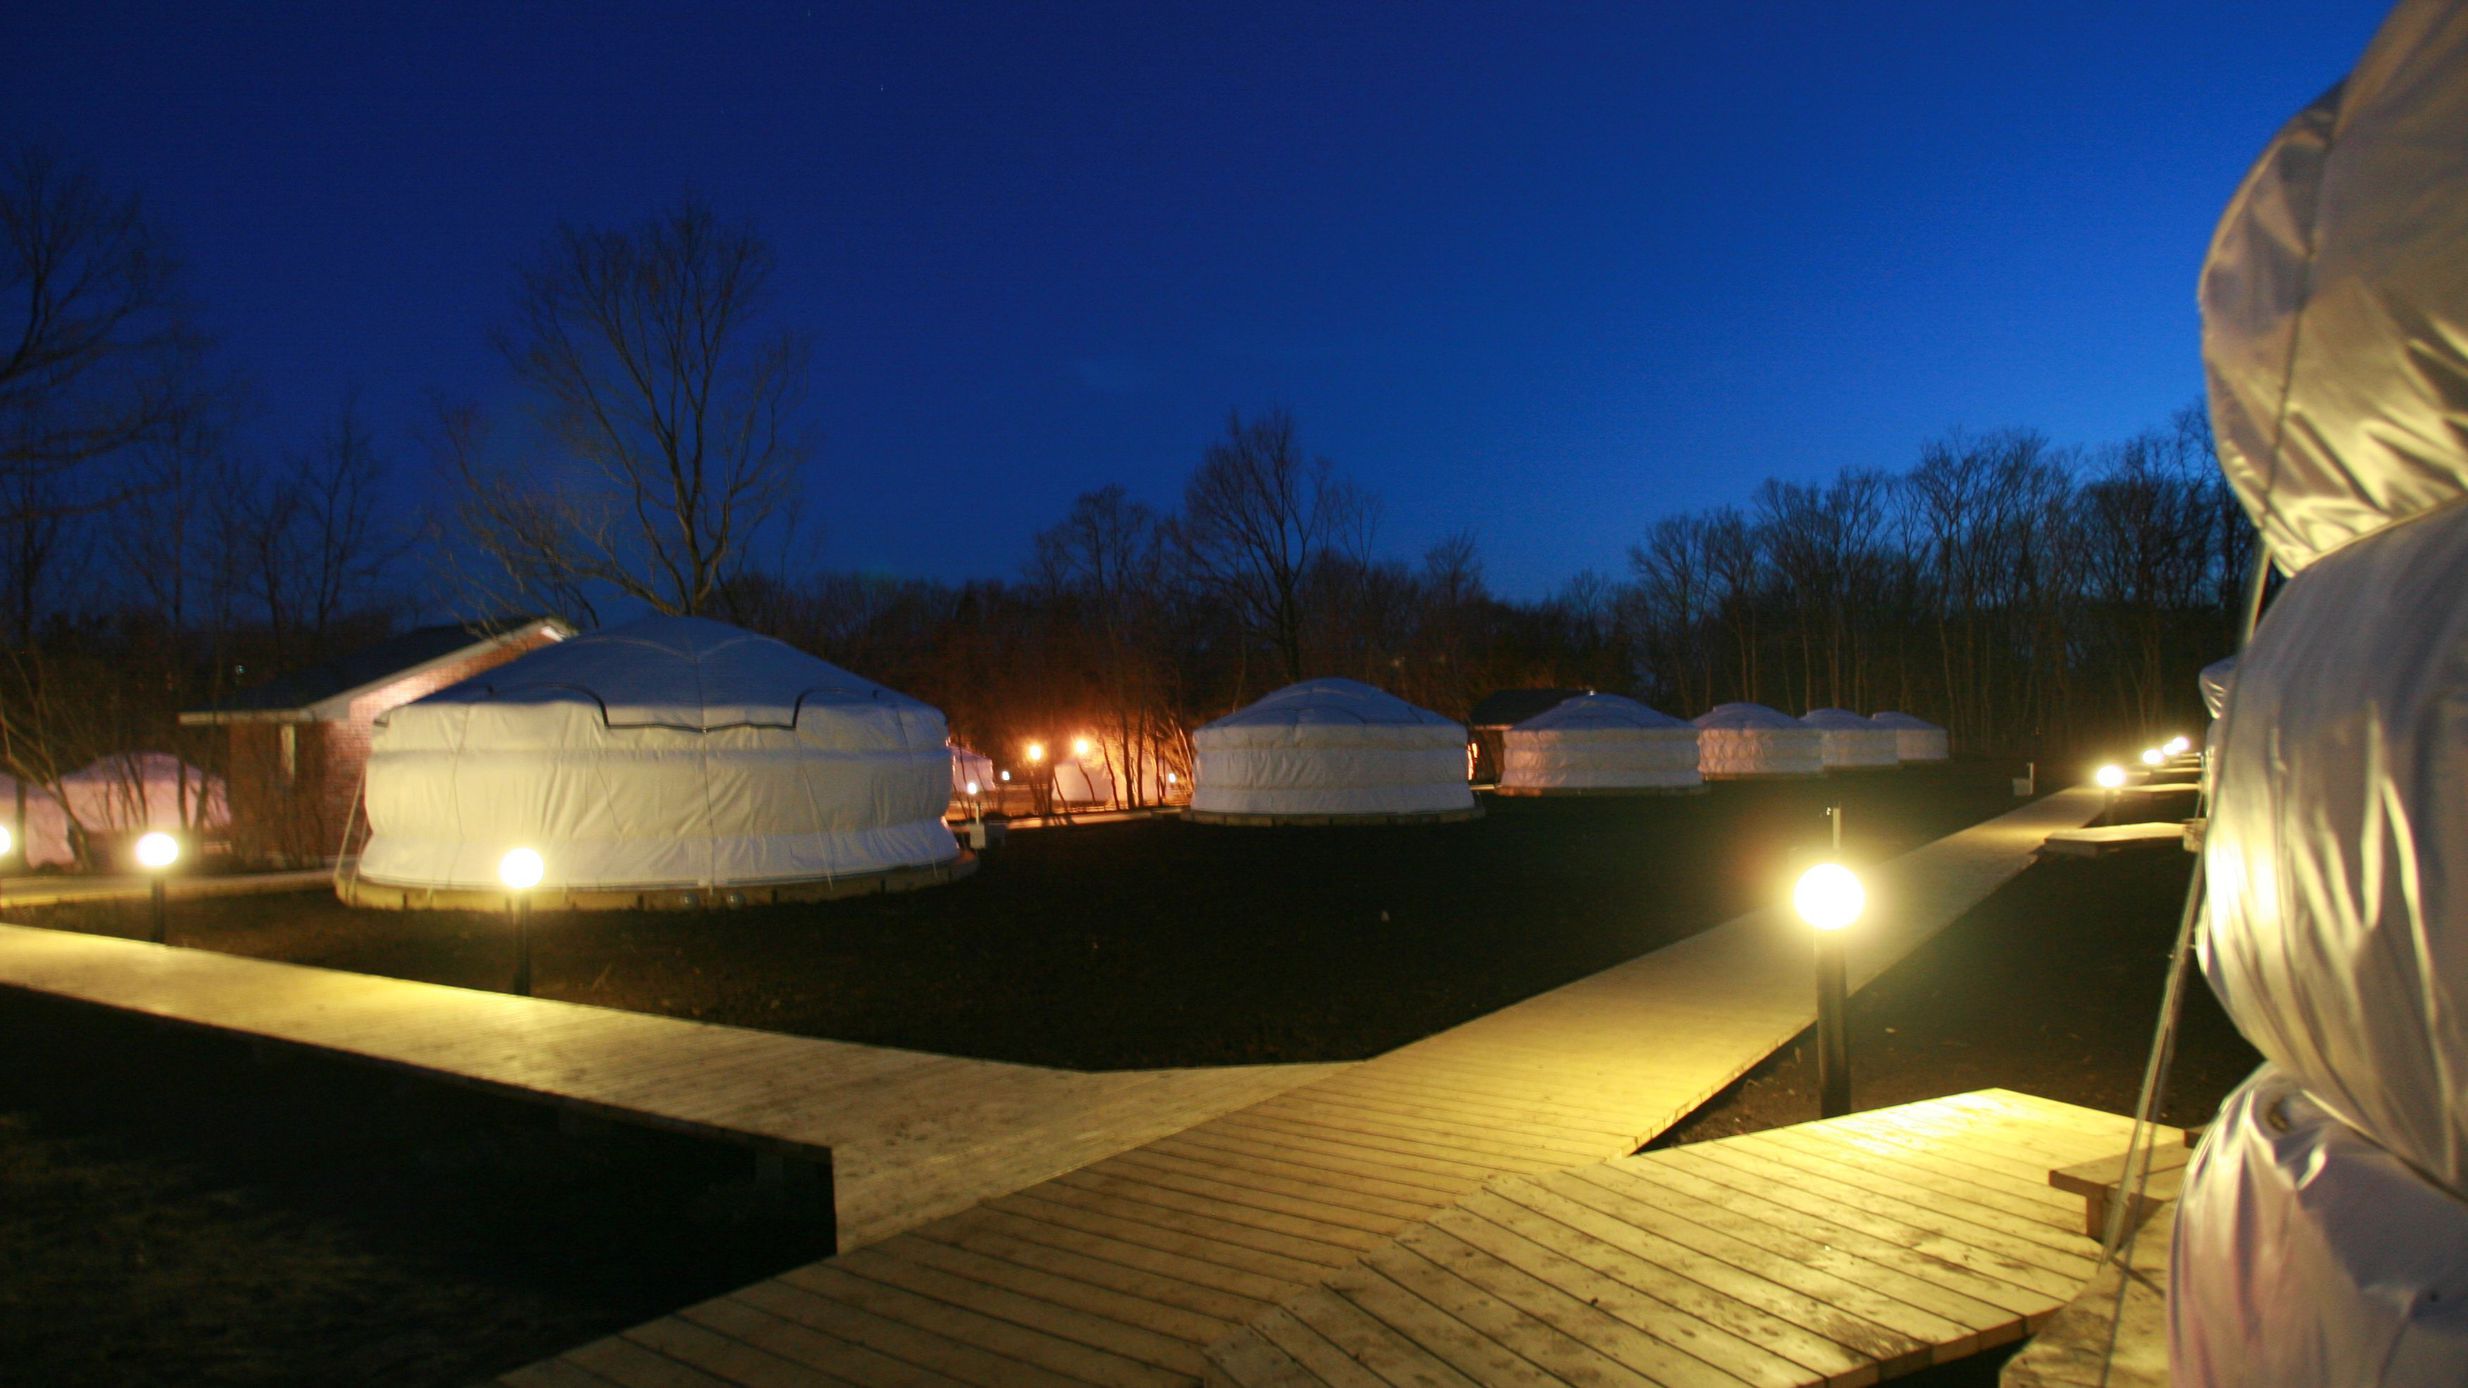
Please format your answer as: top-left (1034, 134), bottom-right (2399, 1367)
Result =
top-left (506, 787), bottom-right (2103, 1387)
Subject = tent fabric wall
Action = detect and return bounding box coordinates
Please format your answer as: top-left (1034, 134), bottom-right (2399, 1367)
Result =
top-left (1867, 711), bottom-right (1949, 762)
top-left (1800, 708), bottom-right (1899, 769)
top-left (1191, 678), bottom-right (1473, 822)
top-left (1692, 703), bottom-right (1824, 779)
top-left (2202, 0), bottom-right (2468, 576)
top-left (359, 616), bottom-right (957, 893)
top-left (2173, 1066), bottom-right (2468, 1386)
top-left (2200, 499), bottom-right (2468, 1198)
top-left (14, 754), bottom-right (227, 868)
top-left (1498, 694), bottom-right (1701, 793)
top-left (948, 746), bottom-right (994, 795)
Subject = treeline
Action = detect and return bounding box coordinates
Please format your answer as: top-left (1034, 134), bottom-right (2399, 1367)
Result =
top-left (4, 151), bottom-right (2245, 822)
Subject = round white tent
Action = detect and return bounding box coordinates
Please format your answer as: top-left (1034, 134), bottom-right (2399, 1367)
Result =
top-left (1692, 702), bottom-right (1824, 779)
top-left (1800, 708), bottom-right (1899, 769)
top-left (1189, 678), bottom-right (1476, 825)
top-left (1867, 711), bottom-right (1950, 763)
top-left (949, 745), bottom-right (994, 795)
top-left (1497, 694), bottom-right (1702, 795)
top-left (349, 615), bottom-right (964, 908)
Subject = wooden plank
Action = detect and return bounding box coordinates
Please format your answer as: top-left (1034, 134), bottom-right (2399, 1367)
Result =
top-left (1282, 1289), bottom-right (1489, 1388)
top-left (1238, 1095), bottom-right (1577, 1172)
top-left (1354, 1238), bottom-right (1674, 1387)
top-left (1051, 1166), bottom-right (1390, 1257)
top-left (624, 1314), bottom-right (865, 1388)
top-left (965, 1197), bottom-right (1309, 1303)
top-left (1305, 1068), bottom-right (1652, 1138)
top-left (911, 1213), bottom-right (1269, 1328)
top-left (779, 1261), bottom-right (1181, 1388)
top-left (1732, 1130), bottom-right (2087, 1236)
top-left (1782, 1123), bottom-right (2083, 1215)
top-left (1151, 1126), bottom-right (1483, 1202)
top-left (990, 1186), bottom-right (1335, 1285)
top-left (1699, 1137), bottom-right (2097, 1270)
top-left (680, 1296), bottom-right (974, 1388)
top-left (1447, 1190), bottom-right (1903, 1385)
top-left (564, 1335), bottom-right (739, 1388)
top-left (873, 1231), bottom-right (1232, 1353)
top-left (1274, 1078), bottom-right (1641, 1152)
top-left (1319, 1264), bottom-right (1552, 1387)
top-left (1243, 1306), bottom-right (1399, 1388)
top-left (1200, 1112), bottom-right (1518, 1187)
top-left (1099, 1146), bottom-right (1438, 1227)
top-left (497, 1358), bottom-right (629, 1388)
top-left (729, 1280), bottom-right (1087, 1388)
top-left (825, 1243), bottom-right (1202, 1381)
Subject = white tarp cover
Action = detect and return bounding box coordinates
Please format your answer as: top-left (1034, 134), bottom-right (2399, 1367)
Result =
top-left (1693, 702), bottom-right (1824, 778)
top-left (1800, 708), bottom-right (1899, 769)
top-left (2173, 1065), bottom-right (2468, 1385)
top-left (1191, 678), bottom-right (1472, 820)
top-left (2202, 0), bottom-right (2468, 576)
top-left (2201, 499), bottom-right (2468, 1197)
top-left (948, 745), bottom-right (994, 795)
top-left (1499, 694), bottom-right (1701, 792)
top-left (1868, 711), bottom-right (1950, 762)
top-left (15, 754), bottom-right (228, 868)
top-left (1051, 759), bottom-right (1115, 805)
top-left (359, 616), bottom-right (957, 892)
top-left (2198, 657), bottom-right (2237, 720)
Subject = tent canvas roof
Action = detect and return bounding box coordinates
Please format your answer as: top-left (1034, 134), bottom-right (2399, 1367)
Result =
top-left (1200, 678), bottom-right (1458, 733)
top-left (1513, 694), bottom-right (1690, 732)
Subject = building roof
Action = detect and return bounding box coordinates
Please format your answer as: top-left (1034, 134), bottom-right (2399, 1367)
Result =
top-left (1467, 687), bottom-right (1588, 728)
top-left (178, 615), bottom-right (570, 724)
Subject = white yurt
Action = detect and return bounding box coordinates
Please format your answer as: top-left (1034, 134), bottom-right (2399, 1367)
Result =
top-left (1050, 758), bottom-right (1116, 806)
top-left (949, 745), bottom-right (995, 795)
top-left (20, 754), bottom-right (228, 868)
top-left (1868, 711), bottom-right (1950, 763)
top-left (1692, 702), bottom-right (1824, 779)
top-left (1189, 678), bottom-right (1476, 825)
top-left (2179, 3), bottom-right (2468, 1380)
top-left (349, 615), bottom-right (964, 907)
top-left (1800, 708), bottom-right (1899, 769)
top-left (1497, 694), bottom-right (1702, 795)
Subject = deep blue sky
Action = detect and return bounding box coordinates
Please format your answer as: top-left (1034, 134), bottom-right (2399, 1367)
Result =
top-left (6, 2), bottom-right (2388, 599)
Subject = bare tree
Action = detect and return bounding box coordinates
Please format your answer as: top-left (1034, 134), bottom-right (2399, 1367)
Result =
top-left (1173, 409), bottom-right (1371, 684)
top-left (442, 193), bottom-right (810, 620)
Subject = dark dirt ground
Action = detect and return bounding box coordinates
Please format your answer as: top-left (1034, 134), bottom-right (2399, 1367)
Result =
top-left (16, 765), bottom-right (2034, 1070)
top-left (1, 761), bottom-right (2255, 1387)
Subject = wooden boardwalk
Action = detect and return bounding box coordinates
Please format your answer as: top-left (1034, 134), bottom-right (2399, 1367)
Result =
top-left (0, 923), bottom-right (1339, 1251)
top-left (0, 866), bottom-right (331, 907)
top-left (505, 788), bottom-right (2103, 1386)
top-left (1210, 1090), bottom-right (2156, 1386)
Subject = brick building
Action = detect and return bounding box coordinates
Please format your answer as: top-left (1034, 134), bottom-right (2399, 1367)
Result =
top-left (178, 616), bottom-right (571, 865)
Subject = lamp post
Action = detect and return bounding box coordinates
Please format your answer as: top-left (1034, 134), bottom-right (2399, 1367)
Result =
top-left (1793, 861), bottom-right (1864, 1119)
top-left (135, 831), bottom-right (180, 944)
top-left (499, 847), bottom-right (544, 997)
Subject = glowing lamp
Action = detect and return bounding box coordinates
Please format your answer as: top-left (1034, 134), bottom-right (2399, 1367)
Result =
top-left (498, 847), bottom-right (544, 891)
top-left (2095, 764), bottom-right (2127, 790)
top-left (0, 823), bottom-right (13, 858)
top-left (2141, 748), bottom-right (2164, 767)
top-left (1072, 737), bottom-right (1093, 759)
top-left (1025, 741), bottom-right (1046, 764)
top-left (1793, 863), bottom-right (1864, 932)
top-left (2165, 735), bottom-right (2191, 756)
top-left (965, 779), bottom-right (981, 797)
top-left (135, 832), bottom-right (180, 871)
top-left (999, 770), bottom-right (1011, 782)
top-left (1165, 772), bottom-right (1178, 785)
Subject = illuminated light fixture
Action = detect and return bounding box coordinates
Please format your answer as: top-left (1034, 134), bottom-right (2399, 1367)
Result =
top-left (137, 831), bottom-right (180, 944)
top-left (2095, 764), bottom-right (2127, 790)
top-left (964, 779), bottom-right (980, 797)
top-left (1792, 862), bottom-right (1865, 933)
top-left (498, 847), bottom-right (545, 891)
top-left (2165, 735), bottom-right (2191, 756)
top-left (1165, 772), bottom-right (1178, 785)
top-left (1072, 737), bottom-right (1093, 759)
top-left (1025, 741), bottom-right (1045, 764)
top-left (499, 847), bottom-right (544, 997)
top-left (2141, 748), bottom-right (2164, 767)
top-left (999, 770), bottom-right (1011, 783)
top-left (0, 822), bottom-right (14, 858)
top-left (1792, 861), bottom-right (1863, 1118)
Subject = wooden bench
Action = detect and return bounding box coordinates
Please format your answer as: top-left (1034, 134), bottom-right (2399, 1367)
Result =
top-left (2049, 1130), bottom-right (2195, 1237)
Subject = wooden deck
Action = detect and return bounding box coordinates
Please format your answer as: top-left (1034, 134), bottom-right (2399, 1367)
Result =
top-left (0, 866), bottom-right (331, 908)
top-left (2038, 823), bottom-right (2190, 859)
top-left (504, 787), bottom-right (2103, 1386)
top-left (0, 923), bottom-right (1340, 1251)
top-left (1211, 1090), bottom-right (2159, 1386)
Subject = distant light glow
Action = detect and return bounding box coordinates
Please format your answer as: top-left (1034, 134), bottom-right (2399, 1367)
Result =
top-left (0, 824), bottom-right (12, 858)
top-left (999, 770), bottom-right (1011, 782)
top-left (964, 779), bottom-right (980, 796)
top-left (1072, 737), bottom-right (1093, 759)
top-left (499, 846), bottom-right (544, 890)
top-left (2164, 735), bottom-right (2191, 756)
top-left (2096, 764), bottom-right (2127, 789)
top-left (2141, 748), bottom-right (2164, 766)
top-left (1793, 863), bottom-right (1864, 932)
top-left (1165, 772), bottom-right (1178, 785)
top-left (1025, 741), bottom-right (1045, 764)
top-left (135, 832), bottom-right (180, 871)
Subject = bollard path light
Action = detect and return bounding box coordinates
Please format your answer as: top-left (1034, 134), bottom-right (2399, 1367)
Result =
top-left (2164, 735), bottom-right (2192, 757)
top-left (2095, 763), bottom-right (2127, 790)
top-left (2141, 747), bottom-right (2165, 767)
top-left (499, 846), bottom-right (544, 997)
top-left (136, 831), bottom-right (180, 944)
top-left (1793, 862), bottom-right (1864, 1119)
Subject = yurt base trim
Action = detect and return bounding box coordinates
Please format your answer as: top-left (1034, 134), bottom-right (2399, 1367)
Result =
top-left (1488, 784), bottom-right (1709, 798)
top-left (1184, 805), bottom-right (1485, 827)
top-left (337, 852), bottom-right (978, 912)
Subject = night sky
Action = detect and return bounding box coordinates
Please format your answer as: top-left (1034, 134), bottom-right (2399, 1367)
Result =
top-left (6, 2), bottom-right (2387, 600)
